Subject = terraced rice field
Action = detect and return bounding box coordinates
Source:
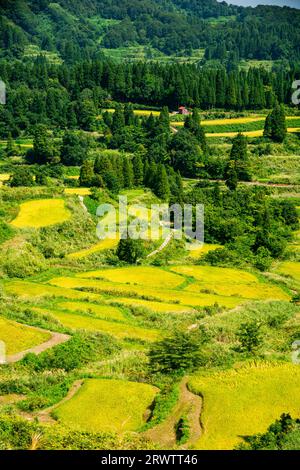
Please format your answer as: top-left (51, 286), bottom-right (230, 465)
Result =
top-left (275, 261), bottom-right (300, 283)
top-left (106, 297), bottom-right (196, 314)
top-left (11, 199), bottom-right (71, 228)
top-left (54, 379), bottom-right (158, 433)
top-left (0, 174), bottom-right (10, 186)
top-left (48, 275), bottom-right (244, 308)
top-left (65, 188), bottom-right (91, 196)
top-left (67, 238), bottom-right (120, 259)
top-left (4, 280), bottom-right (103, 301)
top-left (33, 307), bottom-right (159, 342)
top-left (57, 301), bottom-right (126, 322)
top-left (0, 317), bottom-right (51, 355)
top-left (78, 266), bottom-right (184, 289)
top-left (189, 363), bottom-right (300, 450)
top-left (170, 266), bottom-right (289, 301)
top-left (187, 243), bottom-right (222, 258)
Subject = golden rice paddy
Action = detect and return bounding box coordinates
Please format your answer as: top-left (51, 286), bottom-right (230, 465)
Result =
top-left (55, 379), bottom-right (158, 433)
top-left (67, 238), bottom-right (120, 259)
top-left (189, 363), bottom-right (300, 450)
top-left (77, 266), bottom-right (184, 289)
top-left (0, 317), bottom-right (51, 355)
top-left (11, 199), bottom-right (71, 228)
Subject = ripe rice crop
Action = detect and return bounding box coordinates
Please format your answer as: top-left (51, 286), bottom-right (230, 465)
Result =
top-left (11, 199), bottom-right (71, 228)
top-left (275, 261), bottom-right (300, 283)
top-left (106, 297), bottom-right (196, 314)
top-left (172, 265), bottom-right (289, 301)
top-left (57, 301), bottom-right (125, 321)
top-left (189, 363), bottom-right (300, 450)
top-left (0, 317), bottom-right (51, 355)
top-left (187, 243), bottom-right (222, 258)
top-left (49, 276), bottom-right (243, 308)
top-left (67, 238), bottom-right (119, 259)
top-left (38, 308), bottom-right (159, 341)
top-left (77, 266), bottom-right (184, 289)
top-left (4, 280), bottom-right (103, 302)
top-left (54, 378), bottom-right (158, 433)
top-left (65, 188), bottom-right (91, 196)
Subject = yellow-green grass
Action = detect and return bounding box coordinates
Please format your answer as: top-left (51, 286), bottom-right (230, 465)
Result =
top-left (189, 363), bottom-right (300, 450)
top-left (34, 307), bottom-right (159, 342)
top-left (55, 378), bottom-right (158, 433)
top-left (11, 199), bottom-right (71, 228)
top-left (49, 276), bottom-right (243, 308)
top-left (275, 261), bottom-right (300, 283)
top-left (64, 188), bottom-right (91, 196)
top-left (106, 296), bottom-right (196, 314)
top-left (4, 280), bottom-right (103, 302)
top-left (0, 317), bottom-right (51, 355)
top-left (187, 243), bottom-right (222, 258)
top-left (57, 301), bottom-right (125, 322)
top-left (77, 266), bottom-right (184, 289)
top-left (66, 238), bottom-right (119, 259)
top-left (171, 265), bottom-right (289, 301)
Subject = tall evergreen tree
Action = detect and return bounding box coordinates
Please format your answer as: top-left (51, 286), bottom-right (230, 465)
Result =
top-left (112, 104), bottom-right (125, 134)
top-left (155, 164), bottom-right (170, 201)
top-left (123, 156), bottom-right (134, 189)
top-left (264, 104), bottom-right (287, 143)
top-left (132, 153), bottom-right (144, 186)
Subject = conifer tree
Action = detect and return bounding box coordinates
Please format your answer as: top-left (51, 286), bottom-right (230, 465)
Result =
top-left (112, 104), bottom-right (125, 134)
top-left (225, 160), bottom-right (238, 191)
top-left (155, 164), bottom-right (170, 201)
top-left (132, 153), bottom-right (144, 186)
top-left (230, 133), bottom-right (248, 161)
top-left (264, 104), bottom-right (287, 143)
top-left (123, 156), bottom-right (134, 189)
top-left (158, 106), bottom-right (170, 133)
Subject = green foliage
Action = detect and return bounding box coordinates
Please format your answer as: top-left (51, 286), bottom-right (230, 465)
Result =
top-left (9, 167), bottom-right (35, 187)
top-left (79, 160), bottom-right (94, 187)
top-left (236, 321), bottom-right (263, 354)
top-left (60, 131), bottom-right (89, 166)
top-left (264, 105), bottom-right (287, 143)
top-left (116, 238), bottom-right (146, 264)
top-left (175, 416), bottom-right (190, 445)
top-left (21, 332), bottom-right (119, 372)
top-left (149, 329), bottom-right (210, 374)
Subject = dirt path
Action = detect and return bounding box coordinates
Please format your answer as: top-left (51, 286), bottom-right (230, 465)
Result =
top-left (143, 377), bottom-right (202, 449)
top-left (78, 195), bottom-right (88, 213)
top-left (147, 231), bottom-right (174, 258)
top-left (6, 329), bottom-right (70, 364)
top-left (38, 380), bottom-right (84, 423)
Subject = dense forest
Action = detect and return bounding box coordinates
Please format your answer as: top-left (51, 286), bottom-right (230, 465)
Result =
top-left (0, 0), bottom-right (300, 60)
top-left (0, 57), bottom-right (299, 138)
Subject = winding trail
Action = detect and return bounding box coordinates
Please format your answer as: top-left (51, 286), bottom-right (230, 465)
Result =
top-left (78, 195), bottom-right (88, 213)
top-left (6, 328), bottom-right (70, 364)
top-left (147, 231), bottom-right (174, 258)
top-left (143, 377), bottom-right (202, 449)
top-left (38, 380), bottom-right (84, 423)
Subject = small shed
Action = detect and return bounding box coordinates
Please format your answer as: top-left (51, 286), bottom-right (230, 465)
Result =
top-left (178, 106), bottom-right (189, 115)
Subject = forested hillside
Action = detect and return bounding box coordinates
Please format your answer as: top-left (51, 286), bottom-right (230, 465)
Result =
top-left (0, 0), bottom-right (300, 61)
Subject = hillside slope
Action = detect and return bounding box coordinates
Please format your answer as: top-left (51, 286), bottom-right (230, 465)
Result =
top-left (0, 0), bottom-right (299, 61)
